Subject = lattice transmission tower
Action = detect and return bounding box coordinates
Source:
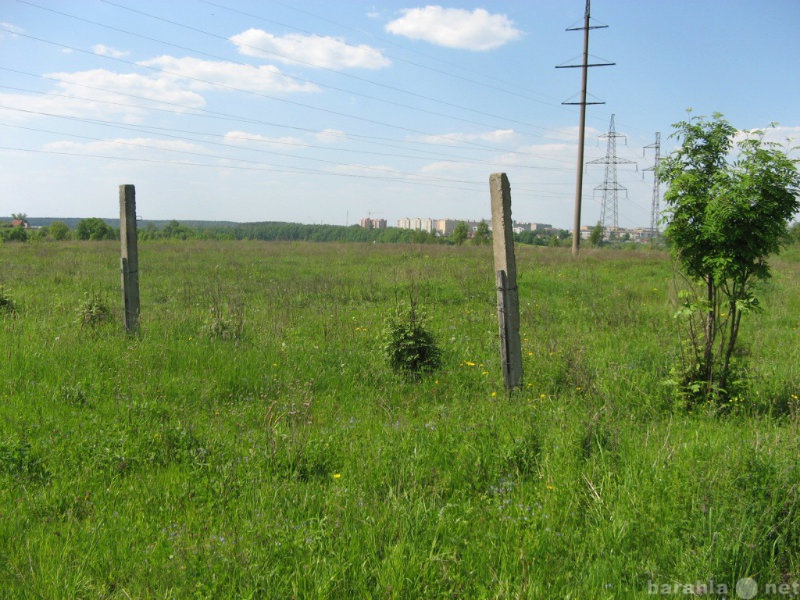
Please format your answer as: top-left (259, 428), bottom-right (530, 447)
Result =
top-left (587, 114), bottom-right (636, 236)
top-left (643, 132), bottom-right (662, 239)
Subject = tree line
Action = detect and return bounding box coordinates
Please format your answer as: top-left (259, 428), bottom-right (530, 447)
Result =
top-left (0, 217), bottom-right (581, 246)
top-left (4, 215), bottom-right (799, 247)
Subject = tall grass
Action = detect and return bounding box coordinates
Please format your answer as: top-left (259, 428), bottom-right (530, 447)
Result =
top-left (0, 240), bottom-right (798, 598)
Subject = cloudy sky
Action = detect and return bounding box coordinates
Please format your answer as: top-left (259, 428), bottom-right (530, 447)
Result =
top-left (1, 0), bottom-right (798, 229)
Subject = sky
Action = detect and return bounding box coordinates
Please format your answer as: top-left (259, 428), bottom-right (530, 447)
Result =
top-left (1, 0), bottom-right (798, 230)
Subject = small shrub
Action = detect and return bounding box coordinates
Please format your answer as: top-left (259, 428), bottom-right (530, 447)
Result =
top-left (383, 300), bottom-right (442, 376)
top-left (201, 300), bottom-right (245, 340)
top-left (0, 286), bottom-right (16, 316)
top-left (76, 291), bottom-right (110, 329)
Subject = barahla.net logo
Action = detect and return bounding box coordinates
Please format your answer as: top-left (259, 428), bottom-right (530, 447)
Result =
top-left (648, 577), bottom-right (800, 598)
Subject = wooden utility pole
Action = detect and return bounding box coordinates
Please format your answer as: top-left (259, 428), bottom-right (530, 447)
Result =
top-left (556, 0), bottom-right (614, 257)
top-left (119, 184), bottom-right (140, 334)
top-left (490, 173), bottom-right (523, 390)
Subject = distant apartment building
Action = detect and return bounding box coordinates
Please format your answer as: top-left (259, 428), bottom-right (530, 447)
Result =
top-left (397, 217), bottom-right (434, 233)
top-left (360, 217), bottom-right (387, 229)
top-left (398, 216), bottom-right (557, 238)
top-left (434, 219), bottom-right (458, 236)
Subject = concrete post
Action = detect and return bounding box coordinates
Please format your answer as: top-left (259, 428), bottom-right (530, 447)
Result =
top-left (119, 184), bottom-right (140, 334)
top-left (490, 173), bottom-right (523, 390)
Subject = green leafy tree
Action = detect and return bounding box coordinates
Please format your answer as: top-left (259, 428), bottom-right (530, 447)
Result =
top-left (658, 113), bottom-right (800, 402)
top-left (472, 220), bottom-right (491, 245)
top-left (76, 218), bottom-right (115, 241)
top-left (1, 227), bottom-right (25, 242)
top-left (588, 222), bottom-right (604, 247)
top-left (451, 221), bottom-right (469, 246)
top-left (163, 219), bottom-right (194, 240)
top-left (48, 221), bottom-right (71, 241)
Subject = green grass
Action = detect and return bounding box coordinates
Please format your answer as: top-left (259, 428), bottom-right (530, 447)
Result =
top-left (1, 240), bottom-right (799, 598)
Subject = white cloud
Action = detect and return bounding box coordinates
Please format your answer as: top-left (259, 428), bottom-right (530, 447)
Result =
top-left (43, 137), bottom-right (207, 157)
top-left (414, 129), bottom-right (516, 145)
top-left (49, 68), bottom-right (206, 117)
top-left (328, 163), bottom-right (402, 178)
top-left (223, 130), bottom-right (305, 148)
top-left (543, 126), bottom-right (602, 142)
top-left (385, 6), bottom-right (521, 50)
top-left (92, 44), bottom-right (130, 59)
top-left (316, 128), bottom-right (348, 143)
top-left (230, 29), bottom-right (390, 70)
top-left (223, 128), bottom-right (347, 149)
top-left (735, 125), bottom-right (800, 149)
top-left (0, 22), bottom-right (24, 38)
top-left (0, 68), bottom-right (206, 123)
top-left (0, 53), bottom-right (317, 124)
top-left (140, 55), bottom-right (319, 93)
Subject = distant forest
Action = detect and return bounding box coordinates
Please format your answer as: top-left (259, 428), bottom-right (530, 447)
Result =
top-left (3, 217), bottom-right (577, 246)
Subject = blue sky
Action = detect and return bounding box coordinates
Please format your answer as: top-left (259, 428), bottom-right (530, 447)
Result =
top-left (1, 0), bottom-right (798, 229)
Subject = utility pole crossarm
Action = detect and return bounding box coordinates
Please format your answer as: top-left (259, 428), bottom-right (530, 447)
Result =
top-left (555, 61), bottom-right (615, 69)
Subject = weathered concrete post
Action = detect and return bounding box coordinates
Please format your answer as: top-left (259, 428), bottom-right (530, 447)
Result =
top-left (490, 173), bottom-right (523, 390)
top-left (119, 184), bottom-right (140, 334)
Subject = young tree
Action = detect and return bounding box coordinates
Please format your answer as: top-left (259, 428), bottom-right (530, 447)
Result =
top-left (588, 222), bottom-right (604, 247)
top-left (658, 113), bottom-right (800, 401)
top-left (76, 217), bottom-right (115, 241)
top-left (48, 220), bottom-right (71, 241)
top-left (472, 220), bottom-right (490, 245)
top-left (451, 221), bottom-right (469, 246)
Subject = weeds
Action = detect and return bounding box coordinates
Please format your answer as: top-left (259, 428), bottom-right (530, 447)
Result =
top-left (76, 290), bottom-right (110, 329)
top-left (383, 298), bottom-right (442, 377)
top-left (0, 285), bottom-right (16, 316)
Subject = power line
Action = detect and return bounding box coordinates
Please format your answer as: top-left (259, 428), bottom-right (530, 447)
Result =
top-left (0, 78), bottom-right (574, 174)
top-left (88, 0), bottom-right (550, 136)
top-left (0, 103), bottom-right (573, 184)
top-left (200, 0), bottom-right (565, 111)
top-left (0, 22), bottom-right (569, 167)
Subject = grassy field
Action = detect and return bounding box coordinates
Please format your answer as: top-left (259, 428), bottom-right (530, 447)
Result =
top-left (1, 240), bottom-right (799, 599)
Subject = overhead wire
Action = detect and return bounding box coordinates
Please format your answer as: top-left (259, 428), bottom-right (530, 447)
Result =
top-left (98, 0), bottom-right (554, 135)
top-left (17, 0), bottom-right (551, 139)
top-left (206, 0), bottom-right (564, 109)
top-left (0, 116), bottom-right (551, 190)
top-left (0, 5), bottom-right (607, 216)
top-left (0, 21), bottom-right (575, 169)
top-left (0, 78), bottom-right (574, 171)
